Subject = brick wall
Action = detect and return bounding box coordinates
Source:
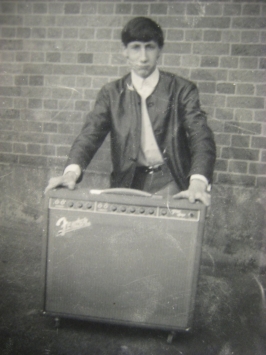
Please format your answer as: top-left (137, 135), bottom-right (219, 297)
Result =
top-left (0, 0), bottom-right (265, 188)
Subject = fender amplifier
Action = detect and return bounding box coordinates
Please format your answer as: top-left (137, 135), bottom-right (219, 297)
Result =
top-left (42, 188), bottom-right (206, 332)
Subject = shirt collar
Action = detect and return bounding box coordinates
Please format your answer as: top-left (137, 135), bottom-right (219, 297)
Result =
top-left (131, 68), bottom-right (160, 93)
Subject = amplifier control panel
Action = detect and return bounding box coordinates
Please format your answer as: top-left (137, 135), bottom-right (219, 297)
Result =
top-left (50, 198), bottom-right (199, 221)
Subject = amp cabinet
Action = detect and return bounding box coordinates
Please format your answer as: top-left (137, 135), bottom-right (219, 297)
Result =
top-left (42, 188), bottom-right (206, 338)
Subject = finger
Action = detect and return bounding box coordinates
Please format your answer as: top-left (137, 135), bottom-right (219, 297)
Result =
top-left (44, 176), bottom-right (64, 194)
top-left (172, 190), bottom-right (189, 200)
top-left (194, 192), bottom-right (211, 206)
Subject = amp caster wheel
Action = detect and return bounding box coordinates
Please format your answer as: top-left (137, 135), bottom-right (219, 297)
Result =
top-left (54, 317), bottom-right (60, 328)
top-left (167, 331), bottom-right (175, 344)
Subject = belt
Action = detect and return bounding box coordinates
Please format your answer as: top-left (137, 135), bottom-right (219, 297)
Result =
top-left (136, 165), bottom-right (163, 174)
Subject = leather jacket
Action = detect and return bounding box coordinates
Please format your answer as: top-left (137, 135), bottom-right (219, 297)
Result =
top-left (66, 70), bottom-right (216, 190)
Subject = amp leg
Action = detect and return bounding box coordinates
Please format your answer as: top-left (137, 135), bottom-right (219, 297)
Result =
top-left (167, 331), bottom-right (175, 344)
top-left (54, 317), bottom-right (60, 328)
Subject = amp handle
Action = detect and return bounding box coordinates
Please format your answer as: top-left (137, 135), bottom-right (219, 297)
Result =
top-left (89, 188), bottom-right (152, 197)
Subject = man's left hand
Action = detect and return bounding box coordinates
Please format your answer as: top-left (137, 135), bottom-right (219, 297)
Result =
top-left (173, 179), bottom-right (211, 206)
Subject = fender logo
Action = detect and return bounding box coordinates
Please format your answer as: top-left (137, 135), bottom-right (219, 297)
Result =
top-left (56, 217), bottom-right (91, 237)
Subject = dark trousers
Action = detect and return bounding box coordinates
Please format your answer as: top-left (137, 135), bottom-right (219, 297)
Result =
top-left (131, 164), bottom-right (180, 197)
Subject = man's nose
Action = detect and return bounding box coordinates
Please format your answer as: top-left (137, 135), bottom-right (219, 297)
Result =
top-left (140, 47), bottom-right (148, 62)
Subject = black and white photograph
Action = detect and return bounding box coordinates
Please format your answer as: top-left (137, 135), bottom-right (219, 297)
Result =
top-left (0, 1), bottom-right (265, 354)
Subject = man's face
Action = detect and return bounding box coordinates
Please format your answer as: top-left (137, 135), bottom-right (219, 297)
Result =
top-left (123, 41), bottom-right (161, 79)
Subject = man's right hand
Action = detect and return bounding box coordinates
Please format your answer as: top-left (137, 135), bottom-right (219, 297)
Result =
top-left (44, 171), bottom-right (78, 194)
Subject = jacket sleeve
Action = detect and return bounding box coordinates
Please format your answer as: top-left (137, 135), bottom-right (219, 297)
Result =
top-left (65, 85), bottom-right (111, 172)
top-left (179, 82), bottom-right (216, 183)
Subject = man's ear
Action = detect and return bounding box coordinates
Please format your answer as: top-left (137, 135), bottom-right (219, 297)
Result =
top-left (122, 45), bottom-right (128, 58)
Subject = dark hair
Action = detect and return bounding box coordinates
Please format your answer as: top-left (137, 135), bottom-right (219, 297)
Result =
top-left (121, 17), bottom-right (164, 48)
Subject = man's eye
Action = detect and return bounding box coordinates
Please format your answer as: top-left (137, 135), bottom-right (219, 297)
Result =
top-left (131, 45), bottom-right (140, 50)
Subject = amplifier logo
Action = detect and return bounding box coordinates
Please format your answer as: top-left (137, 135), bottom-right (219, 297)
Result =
top-left (56, 217), bottom-right (91, 237)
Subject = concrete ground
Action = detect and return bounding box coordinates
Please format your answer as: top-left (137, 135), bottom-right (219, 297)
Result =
top-left (0, 219), bottom-right (265, 355)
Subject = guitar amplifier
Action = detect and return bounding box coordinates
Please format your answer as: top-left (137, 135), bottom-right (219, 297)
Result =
top-left (42, 188), bottom-right (206, 333)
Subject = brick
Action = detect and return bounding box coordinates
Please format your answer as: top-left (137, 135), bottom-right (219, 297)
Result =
top-left (193, 43), bottom-right (229, 55)
top-left (42, 145), bottom-right (56, 156)
top-left (13, 143), bottom-right (27, 154)
top-left (251, 136), bottom-right (266, 149)
top-left (19, 155), bottom-right (47, 166)
top-left (79, 29), bottom-right (95, 40)
top-left (0, 75), bottom-right (13, 86)
top-left (228, 161), bottom-right (248, 174)
top-left (81, 4), bottom-right (97, 14)
top-left (205, 3), bottom-right (223, 16)
top-left (236, 84), bottom-right (255, 95)
top-left (24, 15), bottom-right (55, 27)
top-left (242, 4), bottom-right (261, 16)
top-left (75, 101), bottom-right (91, 111)
top-left (185, 30), bottom-right (203, 42)
top-left (223, 4), bottom-right (241, 16)
top-left (31, 53), bottom-right (45, 62)
top-left (27, 144), bottom-right (41, 155)
top-left (14, 98), bottom-right (27, 110)
top-left (23, 64), bottom-right (53, 75)
top-left (19, 133), bottom-right (48, 144)
top-left (48, 4), bottom-right (64, 14)
top-left (2, 27), bottom-right (16, 38)
top-left (249, 163), bottom-right (266, 175)
top-left (29, 76), bottom-right (44, 86)
top-left (0, 97), bottom-right (13, 108)
top-left (215, 108), bottom-right (234, 121)
top-left (63, 28), bottom-right (78, 39)
top-left (98, 4), bottom-right (114, 15)
top-left (217, 173), bottom-right (255, 187)
top-left (16, 28), bottom-right (31, 39)
top-left (214, 133), bottom-right (231, 146)
top-left (180, 55), bottom-right (199, 68)
top-left (167, 30), bottom-right (184, 41)
top-left (151, 4), bottom-right (167, 14)
top-left (257, 177), bottom-right (266, 188)
top-left (44, 100), bottom-right (58, 110)
top-left (232, 18), bottom-right (266, 30)
top-left (49, 134), bottom-right (75, 145)
top-left (0, 87), bottom-right (21, 97)
top-left (0, 153), bottom-right (18, 164)
top-left (56, 146), bottom-right (69, 157)
top-left (58, 123), bottom-right (75, 135)
top-left (214, 159), bottom-right (228, 172)
top-left (17, 3), bottom-right (32, 14)
top-left (259, 58), bottom-right (266, 69)
top-left (241, 31), bottom-right (260, 44)
top-left (231, 135), bottom-right (250, 148)
top-left (256, 84), bottom-right (266, 96)
top-left (168, 4), bottom-right (186, 15)
top-left (217, 83), bottom-right (235, 94)
top-left (47, 28), bottom-right (63, 39)
top-left (232, 44), bottom-right (266, 56)
top-left (194, 17), bottom-right (230, 29)
top-left (201, 56), bottom-right (219, 67)
top-left (221, 30), bottom-right (241, 43)
top-left (132, 4), bottom-right (149, 15)
top-left (43, 123), bottom-right (57, 133)
top-left (225, 122), bottom-right (261, 135)
top-left (96, 29), bottom-right (112, 40)
top-left (28, 99), bottom-right (42, 109)
top-left (200, 94), bottom-right (226, 108)
top-left (77, 53), bottom-right (93, 64)
top-left (0, 15), bottom-right (23, 26)
top-left (239, 57), bottom-right (258, 69)
top-left (229, 70), bottom-right (265, 83)
top-left (0, 40), bottom-right (23, 51)
top-left (203, 30), bottom-right (222, 42)
top-left (164, 55), bottom-right (181, 67)
top-left (60, 53), bottom-right (76, 64)
top-left (262, 150), bottom-right (266, 162)
top-left (20, 87), bottom-right (51, 99)
top-left (235, 109), bottom-right (253, 122)
top-left (254, 111), bottom-right (266, 122)
top-left (220, 57), bottom-right (238, 68)
top-left (198, 81), bottom-right (215, 93)
top-left (164, 43), bottom-right (191, 54)
top-left (86, 66), bottom-right (118, 77)
top-left (227, 96), bottom-right (264, 109)
top-left (64, 3), bottom-right (80, 15)
top-left (0, 109), bottom-right (20, 120)
top-left (15, 75), bottom-right (28, 86)
top-left (115, 4), bottom-right (131, 14)
top-left (33, 3), bottom-right (47, 14)
top-left (222, 147), bottom-right (259, 161)
top-left (191, 69), bottom-right (227, 81)
top-left (53, 65), bottom-right (84, 76)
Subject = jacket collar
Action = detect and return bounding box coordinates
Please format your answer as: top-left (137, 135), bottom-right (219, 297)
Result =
top-left (126, 68), bottom-right (160, 93)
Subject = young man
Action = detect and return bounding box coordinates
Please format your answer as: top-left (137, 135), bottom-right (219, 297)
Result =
top-left (45, 17), bottom-right (216, 205)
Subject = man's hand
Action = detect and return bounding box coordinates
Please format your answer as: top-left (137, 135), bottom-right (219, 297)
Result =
top-left (173, 179), bottom-right (211, 206)
top-left (44, 171), bottom-right (78, 194)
